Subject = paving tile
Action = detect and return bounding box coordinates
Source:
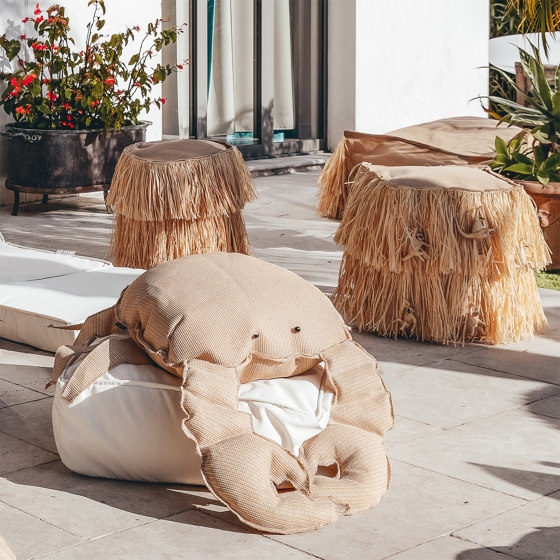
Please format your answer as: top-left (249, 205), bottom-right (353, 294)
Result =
top-left (0, 337), bottom-right (54, 364)
top-left (390, 409), bottom-right (560, 500)
top-left (538, 288), bottom-right (560, 330)
top-left (0, 461), bottom-right (215, 540)
top-left (0, 378), bottom-right (49, 408)
top-left (384, 416), bottom-right (443, 449)
top-left (352, 330), bottom-right (485, 374)
top-left (42, 509), bottom-right (312, 560)
top-left (454, 331), bottom-right (560, 385)
top-left (0, 343), bottom-right (55, 395)
top-left (454, 491), bottom-right (560, 560)
top-left (269, 460), bottom-right (523, 560)
top-left (0, 432), bottom-right (57, 474)
top-left (386, 535), bottom-right (509, 560)
top-left (0, 501), bottom-right (80, 560)
top-left (0, 397), bottom-right (57, 453)
top-left (528, 394), bottom-right (560, 419)
top-left (380, 360), bottom-right (560, 429)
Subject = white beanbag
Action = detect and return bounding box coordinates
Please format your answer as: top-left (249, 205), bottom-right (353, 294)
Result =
top-left (52, 336), bottom-right (333, 485)
top-left (53, 347), bottom-right (203, 485)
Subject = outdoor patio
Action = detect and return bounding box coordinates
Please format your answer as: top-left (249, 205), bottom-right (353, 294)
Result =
top-left (0, 166), bottom-right (559, 560)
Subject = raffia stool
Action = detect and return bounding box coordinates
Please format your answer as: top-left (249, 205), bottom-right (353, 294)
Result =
top-left (332, 163), bottom-right (551, 345)
top-left (106, 139), bottom-right (256, 269)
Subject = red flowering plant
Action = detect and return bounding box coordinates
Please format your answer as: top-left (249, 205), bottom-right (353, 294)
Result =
top-left (0, 0), bottom-right (186, 131)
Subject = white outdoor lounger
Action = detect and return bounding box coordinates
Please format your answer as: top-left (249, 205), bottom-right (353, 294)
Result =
top-left (0, 233), bottom-right (143, 352)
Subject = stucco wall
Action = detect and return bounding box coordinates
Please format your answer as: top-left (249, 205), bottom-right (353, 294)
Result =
top-left (328, 0), bottom-right (490, 148)
top-left (0, 0), bottom-right (163, 206)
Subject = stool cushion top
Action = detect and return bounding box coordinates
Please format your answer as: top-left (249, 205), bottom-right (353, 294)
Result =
top-left (125, 138), bottom-right (229, 163)
top-left (361, 163), bottom-right (519, 192)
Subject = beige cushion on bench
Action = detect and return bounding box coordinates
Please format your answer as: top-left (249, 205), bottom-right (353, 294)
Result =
top-left (317, 116), bottom-right (524, 219)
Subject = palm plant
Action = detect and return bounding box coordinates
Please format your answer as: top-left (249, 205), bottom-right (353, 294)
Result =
top-left (488, 44), bottom-right (560, 186)
top-left (507, 0), bottom-right (560, 54)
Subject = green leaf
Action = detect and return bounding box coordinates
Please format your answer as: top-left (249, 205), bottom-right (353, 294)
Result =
top-left (532, 124), bottom-right (558, 144)
top-left (533, 145), bottom-right (547, 169)
top-left (542, 152), bottom-right (560, 171)
top-left (128, 53), bottom-right (139, 65)
top-left (504, 163), bottom-right (533, 174)
top-left (2, 39), bottom-right (21, 61)
top-left (536, 170), bottom-right (550, 186)
top-left (494, 136), bottom-right (509, 156)
top-left (37, 103), bottom-right (52, 115)
top-left (512, 151), bottom-right (533, 165)
top-left (493, 154), bottom-right (509, 165)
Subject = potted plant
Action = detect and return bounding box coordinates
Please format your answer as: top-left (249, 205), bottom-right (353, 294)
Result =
top-left (488, 44), bottom-right (560, 269)
top-left (0, 0), bottom-right (185, 215)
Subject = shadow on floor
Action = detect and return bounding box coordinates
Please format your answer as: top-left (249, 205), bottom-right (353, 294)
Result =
top-left (3, 461), bottom-right (250, 534)
top-left (469, 462), bottom-right (560, 500)
top-left (455, 526), bottom-right (560, 560)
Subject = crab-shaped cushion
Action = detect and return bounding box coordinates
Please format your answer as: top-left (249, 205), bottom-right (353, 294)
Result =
top-left (65, 253), bottom-right (394, 533)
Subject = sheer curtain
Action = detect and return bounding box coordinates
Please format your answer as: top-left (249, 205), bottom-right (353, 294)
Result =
top-left (208, 0), bottom-right (296, 138)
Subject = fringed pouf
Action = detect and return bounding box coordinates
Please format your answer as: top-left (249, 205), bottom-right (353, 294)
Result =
top-left (107, 139), bottom-right (256, 268)
top-left (332, 163), bottom-right (551, 345)
top-left (317, 117), bottom-right (523, 219)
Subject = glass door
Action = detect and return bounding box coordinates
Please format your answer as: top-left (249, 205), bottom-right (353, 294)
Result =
top-left (167, 0), bottom-right (327, 158)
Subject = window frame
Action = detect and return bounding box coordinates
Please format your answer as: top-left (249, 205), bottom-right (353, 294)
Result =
top-left (186, 0), bottom-right (327, 159)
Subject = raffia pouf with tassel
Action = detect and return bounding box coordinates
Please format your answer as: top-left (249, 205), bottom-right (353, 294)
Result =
top-left (106, 139), bottom-right (256, 269)
top-left (332, 163), bottom-right (551, 345)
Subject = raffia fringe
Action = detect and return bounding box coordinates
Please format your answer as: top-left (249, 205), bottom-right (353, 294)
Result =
top-left (317, 135), bottom-right (351, 219)
top-left (332, 165), bottom-right (551, 344)
top-left (110, 212), bottom-right (252, 269)
top-left (334, 167), bottom-right (551, 278)
top-left (107, 145), bottom-right (256, 221)
top-left (333, 254), bottom-right (548, 345)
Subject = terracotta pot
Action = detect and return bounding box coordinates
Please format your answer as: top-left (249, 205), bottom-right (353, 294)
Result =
top-left (522, 181), bottom-right (560, 270)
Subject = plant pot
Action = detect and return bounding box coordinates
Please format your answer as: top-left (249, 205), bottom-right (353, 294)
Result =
top-left (522, 181), bottom-right (560, 271)
top-left (0, 122), bottom-right (149, 215)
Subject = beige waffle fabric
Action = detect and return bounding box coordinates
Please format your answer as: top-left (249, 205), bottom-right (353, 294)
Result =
top-left (0, 535), bottom-right (16, 560)
top-left (53, 252), bottom-right (394, 534)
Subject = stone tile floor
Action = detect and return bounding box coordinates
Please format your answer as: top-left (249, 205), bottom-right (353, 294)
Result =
top-left (0, 169), bottom-right (559, 559)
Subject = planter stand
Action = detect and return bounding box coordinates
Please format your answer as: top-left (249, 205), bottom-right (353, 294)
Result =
top-left (5, 180), bottom-right (109, 216)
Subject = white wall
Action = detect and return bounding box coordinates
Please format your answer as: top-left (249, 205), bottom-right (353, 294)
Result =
top-left (327, 0), bottom-right (356, 148)
top-left (328, 0), bottom-right (490, 148)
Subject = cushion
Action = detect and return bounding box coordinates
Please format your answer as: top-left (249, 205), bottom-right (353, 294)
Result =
top-left (0, 264), bottom-right (143, 352)
top-left (53, 335), bottom-right (204, 485)
top-left (125, 138), bottom-right (229, 162)
top-left (53, 336), bottom-right (333, 484)
top-left (362, 164), bottom-right (518, 192)
top-left (53, 253), bottom-right (394, 534)
top-left (317, 116), bottom-right (524, 219)
top-left (387, 116), bottom-right (520, 159)
top-left (0, 238), bottom-right (110, 284)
